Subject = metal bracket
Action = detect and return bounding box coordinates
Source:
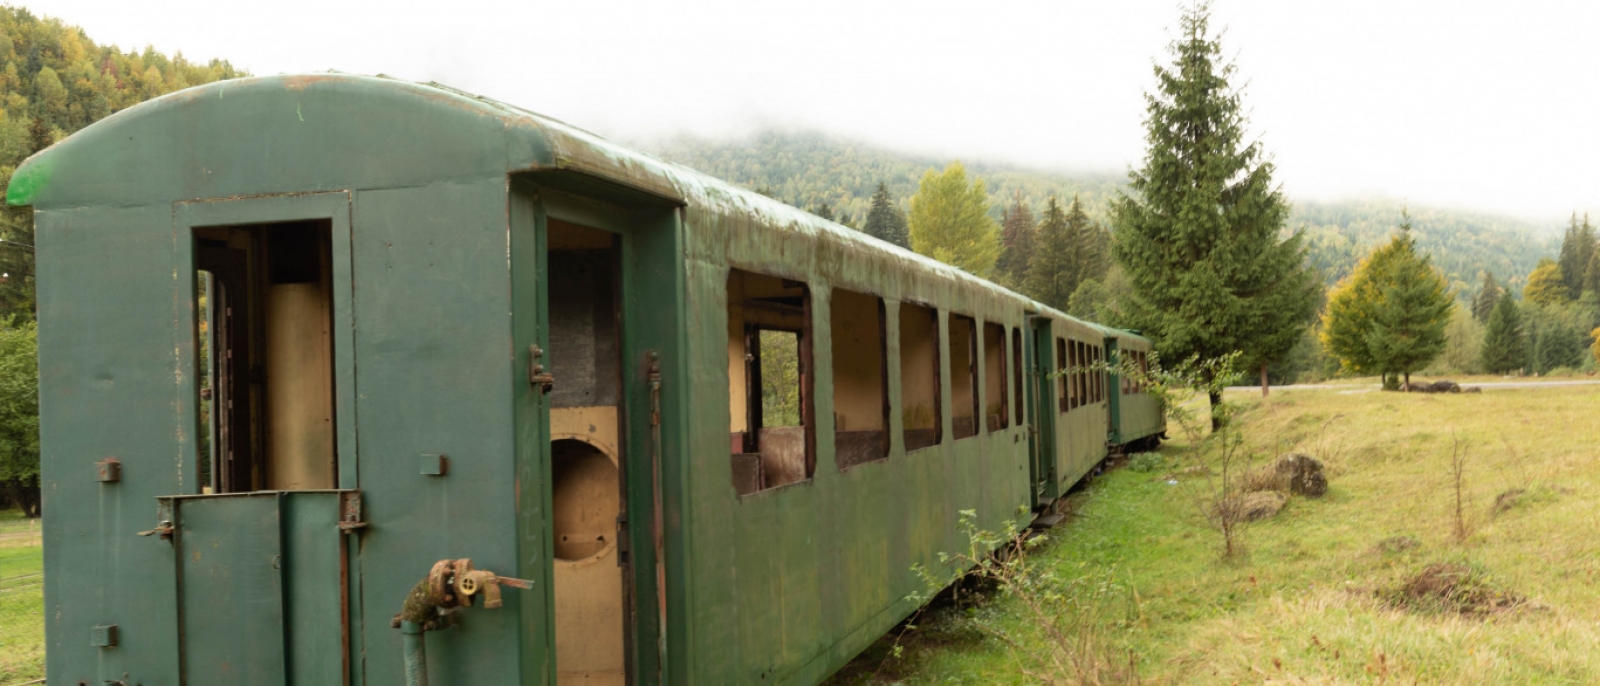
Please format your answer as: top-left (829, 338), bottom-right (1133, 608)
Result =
top-left (528, 343), bottom-right (554, 393)
top-left (339, 490), bottom-right (367, 533)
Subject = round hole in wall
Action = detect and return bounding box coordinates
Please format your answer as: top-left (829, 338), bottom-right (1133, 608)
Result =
top-left (551, 438), bottom-right (619, 562)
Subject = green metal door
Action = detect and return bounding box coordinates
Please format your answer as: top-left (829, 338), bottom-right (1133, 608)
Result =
top-left (168, 491), bottom-right (350, 685)
top-left (1105, 338), bottom-right (1122, 446)
top-left (1026, 316), bottom-right (1056, 507)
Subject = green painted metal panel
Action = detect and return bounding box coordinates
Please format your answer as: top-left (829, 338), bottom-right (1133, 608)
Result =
top-left (509, 183), bottom-right (555, 686)
top-left (280, 493), bottom-right (347, 685)
top-left (176, 494), bottom-right (287, 685)
top-left (34, 204), bottom-right (186, 685)
top-left (1106, 338), bottom-right (1123, 445)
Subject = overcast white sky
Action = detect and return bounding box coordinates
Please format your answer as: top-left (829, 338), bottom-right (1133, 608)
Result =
top-left (26, 0), bottom-right (1600, 222)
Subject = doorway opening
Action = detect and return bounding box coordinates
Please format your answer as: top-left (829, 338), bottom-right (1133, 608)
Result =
top-left (194, 220), bottom-right (335, 493)
top-left (547, 218), bottom-right (628, 686)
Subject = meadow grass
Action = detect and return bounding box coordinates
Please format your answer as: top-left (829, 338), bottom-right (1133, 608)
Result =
top-left (830, 384), bottom-right (1600, 685)
top-left (0, 510), bottom-right (43, 684)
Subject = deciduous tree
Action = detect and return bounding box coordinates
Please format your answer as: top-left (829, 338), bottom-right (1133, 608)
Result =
top-left (1110, 2), bottom-right (1318, 417)
top-left (1523, 258), bottom-right (1568, 306)
top-left (908, 161), bottom-right (1000, 278)
top-left (0, 319), bottom-right (38, 516)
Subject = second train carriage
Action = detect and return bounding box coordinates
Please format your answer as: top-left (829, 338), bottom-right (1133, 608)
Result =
top-left (10, 74), bottom-right (1165, 686)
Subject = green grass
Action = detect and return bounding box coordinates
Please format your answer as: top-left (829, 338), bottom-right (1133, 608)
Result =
top-left (830, 384), bottom-right (1600, 685)
top-left (0, 511), bottom-right (42, 684)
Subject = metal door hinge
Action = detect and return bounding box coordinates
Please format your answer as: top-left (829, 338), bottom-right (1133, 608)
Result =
top-left (339, 490), bottom-right (367, 533)
top-left (528, 343), bottom-right (554, 394)
top-left (615, 512), bottom-right (630, 567)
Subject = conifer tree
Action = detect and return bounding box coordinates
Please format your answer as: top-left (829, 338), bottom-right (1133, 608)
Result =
top-left (907, 161), bottom-right (1000, 278)
top-left (1110, 2), bottom-right (1317, 418)
top-left (1023, 196), bottom-right (1072, 310)
top-left (811, 201), bottom-right (835, 222)
top-left (1064, 195), bottom-right (1111, 288)
top-left (1470, 271), bottom-right (1502, 322)
top-left (1481, 296), bottom-right (1527, 374)
top-left (863, 182), bottom-right (909, 249)
top-left (1320, 217), bottom-right (1453, 387)
top-left (995, 191), bottom-right (1035, 285)
top-left (1557, 213), bottom-right (1596, 299)
top-left (1363, 221), bottom-right (1454, 388)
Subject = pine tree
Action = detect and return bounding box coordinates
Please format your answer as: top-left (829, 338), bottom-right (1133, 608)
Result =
top-left (1110, 2), bottom-right (1318, 418)
top-left (1063, 195), bottom-right (1111, 290)
top-left (1362, 220), bottom-right (1454, 388)
top-left (1557, 213), bottom-right (1596, 299)
top-left (1481, 297), bottom-right (1527, 374)
top-left (1523, 258), bottom-right (1568, 306)
top-left (862, 182), bottom-right (909, 249)
top-left (811, 201), bottom-right (834, 222)
top-left (1470, 271), bottom-right (1502, 322)
top-left (907, 161), bottom-right (1000, 278)
top-left (995, 192), bottom-right (1035, 285)
top-left (1320, 217), bottom-right (1453, 387)
top-left (1023, 196), bottom-right (1072, 310)
top-left (1585, 250), bottom-right (1600, 299)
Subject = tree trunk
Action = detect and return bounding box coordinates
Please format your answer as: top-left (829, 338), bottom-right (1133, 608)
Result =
top-left (1208, 389), bottom-right (1224, 431)
top-left (1404, 371), bottom-right (1411, 391)
top-left (1261, 364), bottom-right (1269, 397)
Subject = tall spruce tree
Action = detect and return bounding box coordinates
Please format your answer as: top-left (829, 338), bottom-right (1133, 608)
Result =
top-left (863, 182), bottom-right (909, 249)
top-left (1023, 196), bottom-right (1073, 310)
top-left (1481, 296), bottom-right (1527, 374)
top-left (1110, 2), bottom-right (1318, 416)
top-left (1065, 195), bottom-right (1112, 289)
top-left (1557, 213), bottom-right (1596, 299)
top-left (995, 192), bottom-right (1036, 285)
top-left (907, 161), bottom-right (1000, 278)
top-left (1362, 220), bottom-right (1454, 389)
top-left (1471, 271), bottom-right (1502, 322)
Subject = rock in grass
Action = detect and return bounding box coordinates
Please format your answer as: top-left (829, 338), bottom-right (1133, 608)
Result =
top-left (1212, 491), bottom-right (1286, 523)
top-left (1274, 453), bottom-right (1328, 497)
top-left (1428, 380), bottom-right (1461, 393)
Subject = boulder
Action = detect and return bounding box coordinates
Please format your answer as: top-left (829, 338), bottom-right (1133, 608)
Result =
top-left (1462, 386), bottom-right (1482, 393)
top-left (1213, 491), bottom-right (1287, 523)
top-left (1428, 380), bottom-right (1461, 393)
top-left (1274, 453), bottom-right (1328, 497)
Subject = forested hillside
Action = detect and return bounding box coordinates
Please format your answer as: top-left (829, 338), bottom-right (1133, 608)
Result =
top-left (0, 6), bottom-right (244, 319)
top-left (645, 130), bottom-right (1557, 297)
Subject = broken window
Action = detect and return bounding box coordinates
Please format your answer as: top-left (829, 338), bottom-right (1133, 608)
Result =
top-left (728, 269), bottom-right (814, 495)
top-left (194, 220), bottom-right (336, 493)
top-left (899, 301), bottom-right (941, 452)
top-left (983, 321), bottom-right (1007, 431)
top-left (831, 288), bottom-right (889, 468)
top-left (949, 314), bottom-right (979, 440)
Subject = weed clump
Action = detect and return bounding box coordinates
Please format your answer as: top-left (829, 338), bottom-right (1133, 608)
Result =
top-left (1372, 535), bottom-right (1421, 555)
top-left (1380, 562), bottom-right (1524, 617)
top-left (1127, 452), bottom-right (1167, 473)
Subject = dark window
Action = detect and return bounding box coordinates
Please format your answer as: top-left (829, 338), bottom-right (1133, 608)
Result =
top-left (1056, 337), bottom-right (1068, 413)
top-left (950, 314), bottom-right (979, 440)
top-left (728, 269), bottom-right (814, 495)
top-left (900, 302), bottom-right (942, 452)
top-left (832, 288), bottom-right (889, 468)
top-left (1011, 328), bottom-right (1023, 426)
top-left (983, 322), bottom-right (1008, 431)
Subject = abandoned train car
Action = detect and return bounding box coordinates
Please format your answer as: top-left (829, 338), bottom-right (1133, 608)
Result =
top-left (8, 74), bottom-right (1163, 686)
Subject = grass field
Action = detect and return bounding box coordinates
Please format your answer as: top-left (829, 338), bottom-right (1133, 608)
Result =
top-left (0, 509), bottom-right (43, 685)
top-left (830, 383), bottom-right (1600, 685)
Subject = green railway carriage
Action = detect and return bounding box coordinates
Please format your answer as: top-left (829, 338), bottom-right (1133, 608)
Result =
top-left (8, 74), bottom-right (1160, 686)
top-left (1102, 328), bottom-right (1166, 451)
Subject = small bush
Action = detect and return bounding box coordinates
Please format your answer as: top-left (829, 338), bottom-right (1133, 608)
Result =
top-left (1380, 562), bottom-right (1524, 616)
top-left (1127, 452), bottom-right (1166, 473)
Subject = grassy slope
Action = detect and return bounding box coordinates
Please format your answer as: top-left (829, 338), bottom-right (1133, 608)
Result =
top-left (833, 385), bottom-right (1600, 685)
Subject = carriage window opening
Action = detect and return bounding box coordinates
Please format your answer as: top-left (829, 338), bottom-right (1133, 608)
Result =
top-left (1087, 345), bottom-right (1097, 402)
top-left (1075, 341), bottom-right (1088, 406)
top-left (1095, 347), bottom-right (1104, 401)
top-left (1011, 328), bottom-right (1023, 426)
top-left (1056, 337), bottom-right (1068, 413)
top-left (983, 322), bottom-right (1008, 431)
top-left (1139, 351), bottom-right (1150, 392)
top-left (1069, 339), bottom-right (1081, 410)
top-left (949, 314), bottom-right (979, 440)
top-left (194, 220), bottom-right (336, 494)
top-left (727, 269), bottom-right (814, 495)
top-left (900, 302), bottom-right (941, 452)
top-left (832, 289), bottom-right (889, 468)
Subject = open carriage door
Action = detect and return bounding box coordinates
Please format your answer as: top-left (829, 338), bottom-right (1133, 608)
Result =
top-left (1025, 315), bottom-right (1056, 508)
top-left (171, 193), bottom-right (359, 685)
top-left (513, 171), bottom-right (683, 686)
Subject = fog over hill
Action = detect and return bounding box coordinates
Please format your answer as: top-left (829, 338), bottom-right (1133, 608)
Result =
top-left (644, 129), bottom-right (1558, 296)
